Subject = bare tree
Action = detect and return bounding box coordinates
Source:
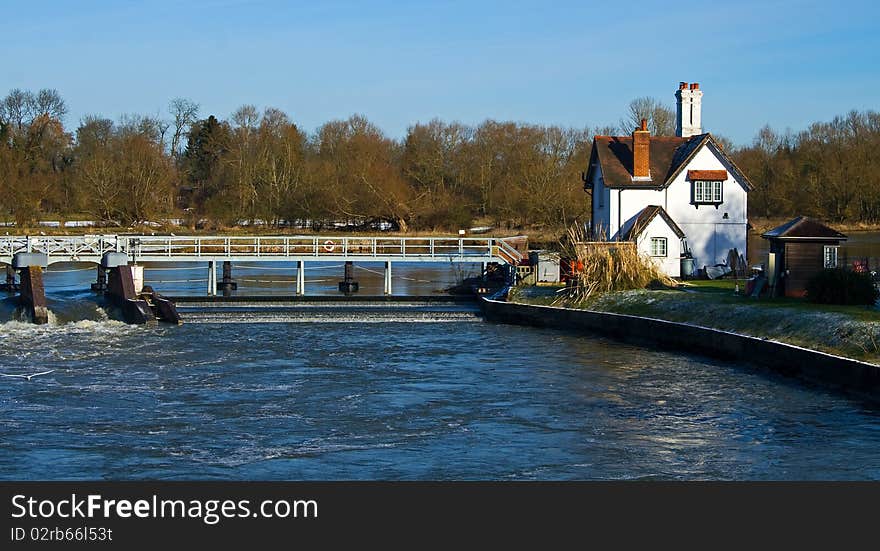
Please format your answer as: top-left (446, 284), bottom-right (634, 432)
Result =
top-left (621, 97), bottom-right (675, 135)
top-left (231, 105), bottom-right (259, 131)
top-left (169, 98), bottom-right (199, 159)
top-left (34, 89), bottom-right (67, 121)
top-left (2, 89), bottom-right (35, 132)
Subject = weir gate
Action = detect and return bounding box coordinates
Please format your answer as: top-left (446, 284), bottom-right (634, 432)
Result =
top-left (1, 235), bottom-right (526, 324)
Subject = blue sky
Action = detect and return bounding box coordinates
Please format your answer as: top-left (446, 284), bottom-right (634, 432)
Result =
top-left (3, 0), bottom-right (878, 145)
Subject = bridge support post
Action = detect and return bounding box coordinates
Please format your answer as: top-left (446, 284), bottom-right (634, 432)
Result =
top-left (18, 266), bottom-right (48, 325)
top-left (338, 261), bottom-right (359, 294)
top-left (219, 260), bottom-right (237, 296)
top-left (95, 253), bottom-right (128, 293)
top-left (90, 265), bottom-right (107, 292)
top-left (296, 260), bottom-right (305, 295)
top-left (3, 265), bottom-right (17, 293)
top-left (207, 260), bottom-right (217, 296)
top-left (384, 261), bottom-right (392, 295)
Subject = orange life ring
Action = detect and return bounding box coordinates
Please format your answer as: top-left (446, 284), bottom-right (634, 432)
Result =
top-left (323, 240), bottom-right (335, 252)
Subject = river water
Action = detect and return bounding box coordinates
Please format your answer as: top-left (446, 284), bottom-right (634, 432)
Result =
top-left (1, 263), bottom-right (880, 480)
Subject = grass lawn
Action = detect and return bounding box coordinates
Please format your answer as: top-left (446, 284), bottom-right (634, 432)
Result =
top-left (511, 277), bottom-right (880, 362)
top-left (680, 278), bottom-right (880, 322)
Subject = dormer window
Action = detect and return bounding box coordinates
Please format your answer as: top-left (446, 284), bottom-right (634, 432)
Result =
top-left (693, 180), bottom-right (723, 205)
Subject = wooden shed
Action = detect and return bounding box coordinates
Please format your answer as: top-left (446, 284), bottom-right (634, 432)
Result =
top-left (761, 216), bottom-right (847, 298)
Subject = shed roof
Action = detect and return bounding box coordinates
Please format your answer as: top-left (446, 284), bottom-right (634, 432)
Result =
top-left (761, 216), bottom-right (847, 241)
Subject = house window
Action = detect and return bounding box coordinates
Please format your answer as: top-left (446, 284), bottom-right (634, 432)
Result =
top-left (693, 180), bottom-right (723, 204)
top-left (650, 237), bottom-right (667, 257)
top-left (824, 246), bottom-right (838, 268)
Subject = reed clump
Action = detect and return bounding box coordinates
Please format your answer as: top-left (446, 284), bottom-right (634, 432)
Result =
top-left (555, 223), bottom-right (676, 306)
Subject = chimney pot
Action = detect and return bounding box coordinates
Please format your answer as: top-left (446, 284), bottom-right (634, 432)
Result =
top-left (675, 81), bottom-right (703, 137)
top-left (640, 118), bottom-right (647, 131)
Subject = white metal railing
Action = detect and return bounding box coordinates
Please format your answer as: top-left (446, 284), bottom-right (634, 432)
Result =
top-left (0, 235), bottom-right (526, 265)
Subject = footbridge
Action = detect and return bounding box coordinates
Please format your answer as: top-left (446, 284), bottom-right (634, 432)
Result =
top-left (1, 234), bottom-right (526, 296)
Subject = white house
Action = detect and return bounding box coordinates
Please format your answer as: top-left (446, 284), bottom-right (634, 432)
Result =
top-left (585, 82), bottom-right (753, 277)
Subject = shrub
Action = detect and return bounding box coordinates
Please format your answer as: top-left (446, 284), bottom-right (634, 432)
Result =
top-left (805, 268), bottom-right (879, 305)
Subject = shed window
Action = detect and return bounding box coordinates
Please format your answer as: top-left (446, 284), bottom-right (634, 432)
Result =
top-left (693, 180), bottom-right (723, 204)
top-left (824, 246), bottom-right (838, 268)
top-left (650, 237), bottom-right (667, 257)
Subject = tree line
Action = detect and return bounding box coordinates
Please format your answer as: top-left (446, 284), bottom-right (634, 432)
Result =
top-left (1, 87), bottom-right (878, 231)
top-left (0, 89), bottom-right (595, 232)
top-left (735, 110), bottom-right (880, 223)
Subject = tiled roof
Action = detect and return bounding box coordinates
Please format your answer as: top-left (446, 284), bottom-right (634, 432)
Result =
top-left (687, 169), bottom-right (728, 180)
top-left (590, 135), bottom-right (693, 188)
top-left (622, 205), bottom-right (685, 240)
top-left (761, 216), bottom-right (847, 240)
top-left (586, 133), bottom-right (754, 191)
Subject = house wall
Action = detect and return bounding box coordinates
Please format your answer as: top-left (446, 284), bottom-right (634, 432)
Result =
top-left (615, 188), bottom-right (666, 239)
top-left (591, 166), bottom-right (612, 238)
top-left (666, 145), bottom-right (748, 271)
top-left (635, 215), bottom-right (682, 277)
top-left (600, 142), bottom-right (748, 274)
top-left (591, 139), bottom-right (749, 275)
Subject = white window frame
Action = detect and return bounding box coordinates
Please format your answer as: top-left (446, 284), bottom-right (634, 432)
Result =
top-left (693, 180), bottom-right (723, 204)
top-left (824, 245), bottom-right (839, 268)
top-left (650, 237), bottom-right (667, 257)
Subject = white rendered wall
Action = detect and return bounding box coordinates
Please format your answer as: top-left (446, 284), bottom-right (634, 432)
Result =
top-left (614, 188), bottom-right (667, 239)
top-left (591, 167), bottom-right (612, 238)
top-left (591, 140), bottom-right (748, 272)
top-left (636, 216), bottom-right (682, 277)
top-left (664, 144), bottom-right (748, 270)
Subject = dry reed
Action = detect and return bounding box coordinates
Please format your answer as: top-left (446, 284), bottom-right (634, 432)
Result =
top-left (555, 222), bottom-right (676, 306)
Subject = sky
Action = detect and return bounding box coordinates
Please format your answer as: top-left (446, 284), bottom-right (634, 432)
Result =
top-left (3, 0), bottom-right (878, 146)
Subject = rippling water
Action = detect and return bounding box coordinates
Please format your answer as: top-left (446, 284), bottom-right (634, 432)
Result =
top-left (1, 265), bottom-right (880, 480)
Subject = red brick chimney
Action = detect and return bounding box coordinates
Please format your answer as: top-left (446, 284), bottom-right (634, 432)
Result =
top-left (632, 118), bottom-right (650, 179)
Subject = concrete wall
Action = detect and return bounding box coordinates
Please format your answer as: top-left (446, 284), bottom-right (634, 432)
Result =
top-left (481, 298), bottom-right (880, 401)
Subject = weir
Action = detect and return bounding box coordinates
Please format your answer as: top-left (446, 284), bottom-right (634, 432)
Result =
top-left (103, 261), bottom-right (181, 325)
top-left (0, 234), bottom-right (526, 323)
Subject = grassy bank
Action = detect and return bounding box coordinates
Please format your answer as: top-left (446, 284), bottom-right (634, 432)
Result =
top-left (510, 280), bottom-right (880, 363)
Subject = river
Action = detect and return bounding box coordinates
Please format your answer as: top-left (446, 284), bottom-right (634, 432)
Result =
top-left (1, 264), bottom-right (880, 480)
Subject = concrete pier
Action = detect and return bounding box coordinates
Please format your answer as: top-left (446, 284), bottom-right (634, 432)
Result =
top-left (2, 265), bottom-right (18, 293)
top-left (18, 266), bottom-right (49, 324)
top-left (107, 265), bottom-right (156, 324)
top-left (207, 260), bottom-right (217, 296)
top-left (339, 261), bottom-right (359, 294)
top-left (384, 261), bottom-right (392, 295)
top-left (219, 260), bottom-right (237, 296)
top-left (90, 265), bottom-right (107, 292)
top-left (296, 260), bottom-right (305, 295)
